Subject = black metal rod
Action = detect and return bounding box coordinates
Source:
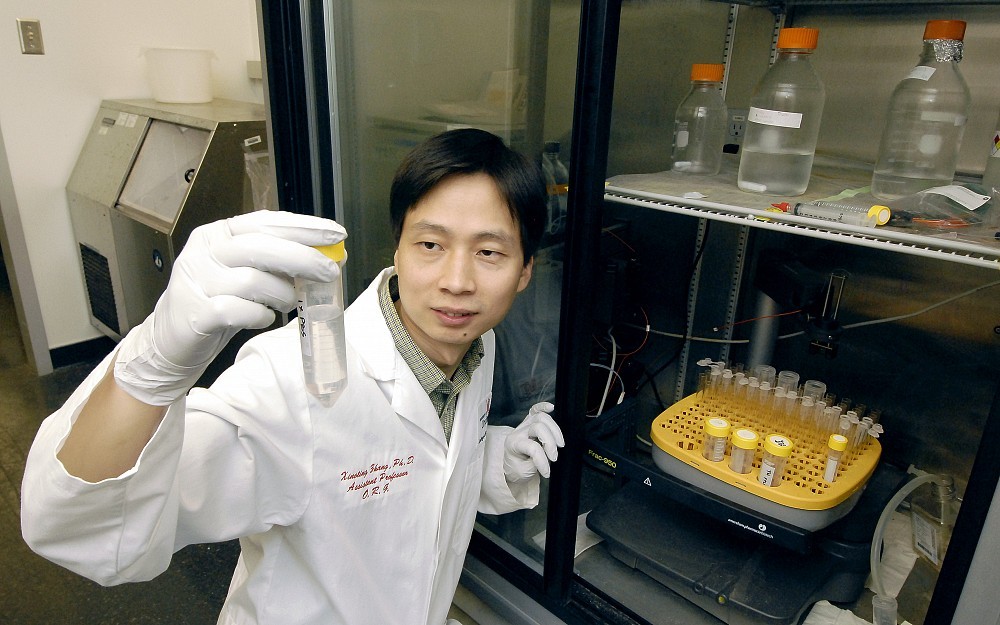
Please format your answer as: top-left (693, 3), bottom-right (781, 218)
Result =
top-left (544, 0), bottom-right (622, 603)
top-left (259, 0), bottom-right (313, 215)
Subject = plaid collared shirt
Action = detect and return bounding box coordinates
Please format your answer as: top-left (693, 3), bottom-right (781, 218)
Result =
top-left (378, 273), bottom-right (483, 443)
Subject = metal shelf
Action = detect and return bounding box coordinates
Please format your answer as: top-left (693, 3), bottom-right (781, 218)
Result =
top-left (604, 158), bottom-right (1000, 270)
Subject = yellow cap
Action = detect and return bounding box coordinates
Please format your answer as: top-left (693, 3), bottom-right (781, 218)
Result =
top-left (924, 20), bottom-right (966, 41)
top-left (828, 434), bottom-right (849, 452)
top-left (764, 434), bottom-right (793, 457)
top-left (777, 27), bottom-right (819, 50)
top-left (704, 417), bottom-right (731, 438)
top-left (869, 205), bottom-right (891, 226)
top-left (314, 241), bottom-right (346, 262)
top-left (691, 63), bottom-right (725, 82)
top-left (731, 428), bottom-right (759, 450)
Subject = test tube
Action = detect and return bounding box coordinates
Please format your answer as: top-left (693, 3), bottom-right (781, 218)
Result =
top-left (729, 428), bottom-right (759, 474)
top-left (754, 365), bottom-right (777, 388)
top-left (802, 379), bottom-right (827, 402)
top-left (702, 417), bottom-right (731, 462)
top-left (759, 434), bottom-right (793, 487)
top-left (776, 370), bottom-right (800, 393)
top-left (824, 434), bottom-right (849, 483)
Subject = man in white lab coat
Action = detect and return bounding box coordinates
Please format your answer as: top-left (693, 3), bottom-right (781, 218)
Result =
top-left (21, 128), bottom-right (563, 625)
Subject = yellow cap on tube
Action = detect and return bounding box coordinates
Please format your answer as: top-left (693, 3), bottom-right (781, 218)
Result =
top-left (731, 428), bottom-right (759, 451)
top-left (704, 417), bottom-right (732, 438)
top-left (764, 434), bottom-right (794, 458)
top-left (828, 434), bottom-right (849, 452)
top-left (314, 241), bottom-right (346, 262)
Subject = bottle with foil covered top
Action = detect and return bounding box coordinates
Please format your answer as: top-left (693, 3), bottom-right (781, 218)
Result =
top-left (295, 241), bottom-right (348, 406)
top-left (871, 20), bottom-right (971, 201)
top-left (671, 63), bottom-right (728, 175)
top-left (738, 28), bottom-right (825, 196)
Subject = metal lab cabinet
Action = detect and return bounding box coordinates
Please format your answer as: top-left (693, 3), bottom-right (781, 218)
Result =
top-left (67, 98), bottom-right (266, 340)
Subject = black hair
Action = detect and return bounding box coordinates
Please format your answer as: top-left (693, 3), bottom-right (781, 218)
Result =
top-left (389, 128), bottom-right (546, 265)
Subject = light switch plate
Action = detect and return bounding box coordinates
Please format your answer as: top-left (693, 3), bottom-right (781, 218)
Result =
top-left (17, 18), bottom-right (44, 55)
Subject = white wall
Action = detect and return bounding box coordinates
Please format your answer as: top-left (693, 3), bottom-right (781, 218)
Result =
top-left (0, 0), bottom-right (263, 350)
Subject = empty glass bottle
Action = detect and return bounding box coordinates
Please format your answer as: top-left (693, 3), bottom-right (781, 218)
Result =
top-left (910, 475), bottom-right (960, 570)
top-left (871, 20), bottom-right (971, 201)
top-left (671, 63), bottom-right (728, 175)
top-left (738, 28), bottom-right (825, 196)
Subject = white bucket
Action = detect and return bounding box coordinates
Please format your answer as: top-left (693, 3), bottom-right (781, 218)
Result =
top-left (144, 48), bottom-right (214, 104)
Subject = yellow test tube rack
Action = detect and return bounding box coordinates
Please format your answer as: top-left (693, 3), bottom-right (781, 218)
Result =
top-left (650, 392), bottom-right (881, 525)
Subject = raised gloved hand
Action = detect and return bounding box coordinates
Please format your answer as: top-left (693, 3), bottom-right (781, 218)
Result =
top-left (503, 402), bottom-right (565, 483)
top-left (114, 210), bottom-right (346, 405)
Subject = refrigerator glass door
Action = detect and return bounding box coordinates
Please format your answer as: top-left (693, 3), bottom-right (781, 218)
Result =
top-left (324, 0), bottom-right (579, 569)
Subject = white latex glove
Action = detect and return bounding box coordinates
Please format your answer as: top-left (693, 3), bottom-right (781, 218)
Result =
top-left (503, 402), bottom-right (565, 483)
top-left (114, 210), bottom-right (346, 405)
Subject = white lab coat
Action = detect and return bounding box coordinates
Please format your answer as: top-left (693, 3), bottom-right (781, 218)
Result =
top-left (21, 267), bottom-right (539, 625)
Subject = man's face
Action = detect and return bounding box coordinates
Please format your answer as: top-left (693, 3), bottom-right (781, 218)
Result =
top-left (393, 172), bottom-right (533, 370)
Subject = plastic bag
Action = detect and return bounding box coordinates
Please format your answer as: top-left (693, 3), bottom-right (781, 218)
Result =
top-left (885, 184), bottom-right (995, 232)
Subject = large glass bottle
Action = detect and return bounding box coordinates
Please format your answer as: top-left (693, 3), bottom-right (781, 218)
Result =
top-left (737, 28), bottom-right (825, 196)
top-left (871, 20), bottom-right (971, 201)
top-left (671, 63), bottom-right (728, 175)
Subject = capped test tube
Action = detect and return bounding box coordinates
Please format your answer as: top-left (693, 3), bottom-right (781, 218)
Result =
top-left (824, 434), bottom-right (849, 483)
top-left (702, 417), bottom-right (731, 462)
top-left (759, 434), bottom-right (793, 487)
top-left (729, 428), bottom-right (759, 474)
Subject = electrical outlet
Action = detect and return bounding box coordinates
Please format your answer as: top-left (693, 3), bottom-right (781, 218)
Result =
top-left (727, 108), bottom-right (748, 143)
top-left (17, 18), bottom-right (44, 55)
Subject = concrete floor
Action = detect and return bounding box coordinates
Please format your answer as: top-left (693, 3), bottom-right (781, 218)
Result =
top-left (0, 255), bottom-right (481, 624)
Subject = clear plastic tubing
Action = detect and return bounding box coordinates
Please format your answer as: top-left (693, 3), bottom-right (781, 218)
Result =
top-left (702, 417), bottom-right (732, 462)
top-left (730, 428), bottom-right (759, 474)
top-left (759, 434), bottom-right (793, 486)
top-left (671, 63), bottom-right (729, 175)
top-left (295, 241), bottom-right (348, 407)
top-left (790, 201), bottom-right (891, 227)
top-left (824, 434), bottom-right (848, 483)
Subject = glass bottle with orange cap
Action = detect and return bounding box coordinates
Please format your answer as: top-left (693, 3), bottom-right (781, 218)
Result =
top-left (737, 27), bottom-right (825, 196)
top-left (671, 63), bottom-right (729, 175)
top-left (871, 20), bottom-right (971, 201)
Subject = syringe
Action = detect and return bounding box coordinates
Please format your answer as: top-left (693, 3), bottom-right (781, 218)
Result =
top-left (773, 200), bottom-right (891, 227)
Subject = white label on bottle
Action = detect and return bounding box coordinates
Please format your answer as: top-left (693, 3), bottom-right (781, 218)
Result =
top-left (907, 65), bottom-right (937, 81)
top-left (919, 110), bottom-right (966, 126)
top-left (923, 185), bottom-right (992, 211)
top-left (748, 106), bottom-right (803, 129)
top-left (912, 512), bottom-right (942, 565)
top-left (676, 129), bottom-right (690, 148)
top-left (990, 129), bottom-right (1000, 158)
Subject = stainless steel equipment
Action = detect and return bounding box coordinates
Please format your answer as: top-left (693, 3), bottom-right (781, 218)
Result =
top-left (67, 98), bottom-right (266, 340)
